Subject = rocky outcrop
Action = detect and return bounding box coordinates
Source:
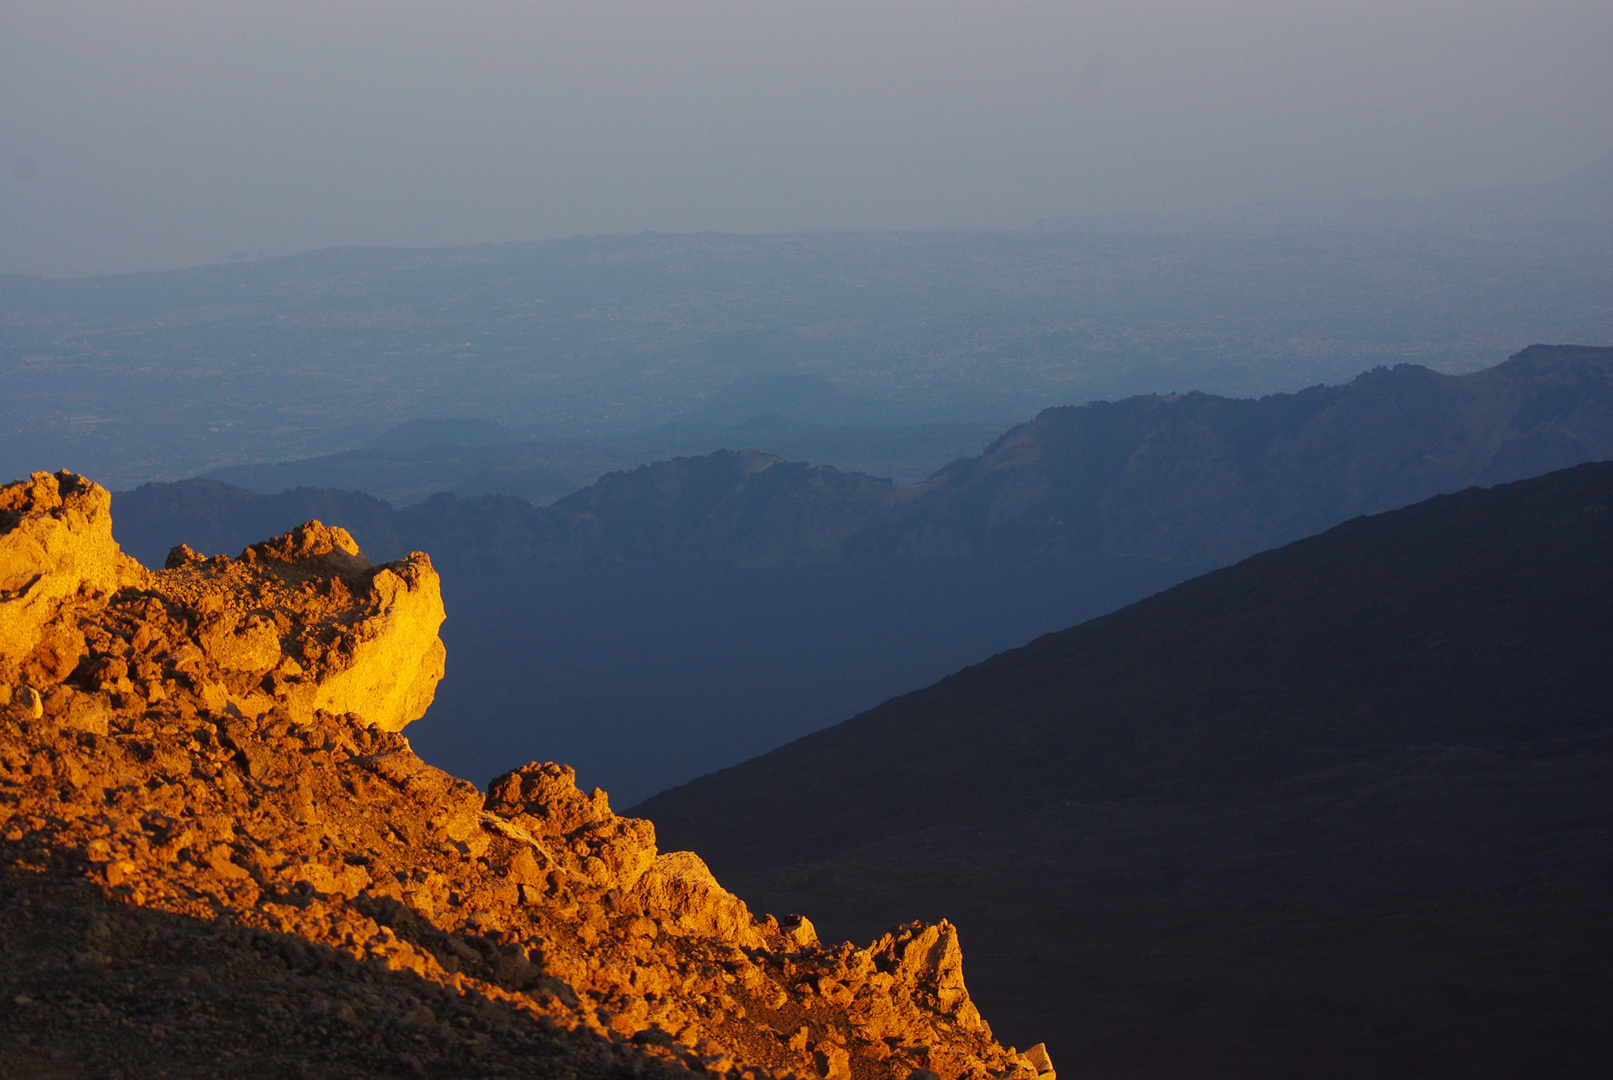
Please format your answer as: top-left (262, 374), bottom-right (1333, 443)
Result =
top-left (635, 850), bottom-right (771, 949)
top-left (484, 760), bottom-right (660, 896)
top-left (0, 470), bottom-right (1036, 1079)
top-left (1, 474), bottom-right (446, 734)
top-left (161, 520), bottom-right (447, 731)
top-left (0, 471), bottom-right (149, 684)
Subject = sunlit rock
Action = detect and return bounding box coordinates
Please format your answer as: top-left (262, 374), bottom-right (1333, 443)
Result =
top-left (0, 470), bottom-right (148, 681)
top-left (0, 477), bottom-right (1036, 1078)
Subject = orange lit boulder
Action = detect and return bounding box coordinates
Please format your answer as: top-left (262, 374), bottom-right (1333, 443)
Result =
top-left (157, 520), bottom-right (447, 731)
top-left (0, 472), bottom-right (445, 733)
top-left (633, 850), bottom-right (770, 948)
top-left (0, 471), bottom-right (149, 681)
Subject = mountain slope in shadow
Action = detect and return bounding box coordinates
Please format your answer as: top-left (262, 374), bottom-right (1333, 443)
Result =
top-left (104, 345), bottom-right (1612, 804)
top-left (636, 461), bottom-right (1613, 863)
top-left (633, 463), bottom-right (1613, 1078)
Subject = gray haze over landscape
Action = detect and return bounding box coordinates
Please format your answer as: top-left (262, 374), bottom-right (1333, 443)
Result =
top-left (3, 201), bottom-right (1609, 494)
top-left (0, 1), bottom-right (1609, 785)
top-left (3, 1), bottom-right (1610, 277)
top-left (2, 6), bottom-right (1611, 1078)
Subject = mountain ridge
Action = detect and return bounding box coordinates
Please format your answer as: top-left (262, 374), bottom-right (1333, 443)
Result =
top-left (113, 344), bottom-right (1613, 575)
top-left (636, 460), bottom-right (1613, 868)
top-left (100, 344), bottom-right (1613, 803)
top-left (632, 461), bottom-right (1613, 1077)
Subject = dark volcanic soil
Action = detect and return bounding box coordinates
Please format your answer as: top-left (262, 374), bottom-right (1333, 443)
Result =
top-left (0, 867), bottom-right (641, 1080)
top-left (641, 462), bottom-right (1613, 1078)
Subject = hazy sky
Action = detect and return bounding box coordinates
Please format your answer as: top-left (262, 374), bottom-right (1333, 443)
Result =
top-left (2, 1), bottom-right (1609, 276)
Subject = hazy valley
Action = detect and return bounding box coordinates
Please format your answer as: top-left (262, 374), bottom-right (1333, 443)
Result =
top-left (4, 180), bottom-right (1609, 493)
top-left (108, 344), bottom-right (1613, 803)
top-left (6, 7), bottom-right (1612, 1078)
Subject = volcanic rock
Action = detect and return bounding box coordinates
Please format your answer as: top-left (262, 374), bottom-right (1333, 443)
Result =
top-left (0, 470), bottom-right (1029, 1078)
top-left (0, 471), bottom-right (148, 679)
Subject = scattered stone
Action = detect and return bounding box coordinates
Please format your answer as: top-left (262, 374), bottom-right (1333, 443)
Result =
top-left (1023, 1042), bottom-right (1055, 1079)
top-left (0, 471), bottom-right (1039, 1079)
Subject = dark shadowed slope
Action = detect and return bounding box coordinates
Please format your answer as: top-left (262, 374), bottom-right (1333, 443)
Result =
top-left (634, 463), bottom-right (1613, 1078)
top-left (106, 346), bottom-right (1612, 803)
top-left (638, 461), bottom-right (1613, 868)
top-left (108, 481), bottom-right (1188, 804)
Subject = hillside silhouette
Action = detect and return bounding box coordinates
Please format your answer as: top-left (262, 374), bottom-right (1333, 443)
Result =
top-left (107, 345), bottom-right (1613, 802)
top-left (637, 463), bottom-right (1613, 1077)
top-left (120, 345), bottom-right (1611, 572)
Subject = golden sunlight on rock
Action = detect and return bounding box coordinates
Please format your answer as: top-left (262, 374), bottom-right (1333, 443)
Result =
top-left (0, 470), bottom-right (1033, 1078)
top-left (155, 518), bottom-right (447, 732)
top-left (0, 471), bottom-right (149, 674)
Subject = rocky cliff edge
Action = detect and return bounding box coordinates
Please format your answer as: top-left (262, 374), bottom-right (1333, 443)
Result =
top-left (0, 471), bottom-right (1046, 1080)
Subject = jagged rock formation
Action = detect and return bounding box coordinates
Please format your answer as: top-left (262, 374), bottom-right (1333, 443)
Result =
top-left (1, 472), bottom-right (446, 736)
top-left (0, 472), bottom-right (1043, 1080)
top-left (0, 471), bottom-right (150, 677)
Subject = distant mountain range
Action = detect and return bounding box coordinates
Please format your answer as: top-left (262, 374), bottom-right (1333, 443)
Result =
top-left (636, 462), bottom-right (1613, 1078)
top-left (11, 195), bottom-right (1606, 490)
top-left (900, 342), bottom-right (1612, 564)
top-left (204, 375), bottom-right (1003, 505)
top-left (127, 344), bottom-right (1611, 571)
top-left (514, 343), bottom-right (1611, 568)
top-left (107, 344), bottom-right (1612, 803)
